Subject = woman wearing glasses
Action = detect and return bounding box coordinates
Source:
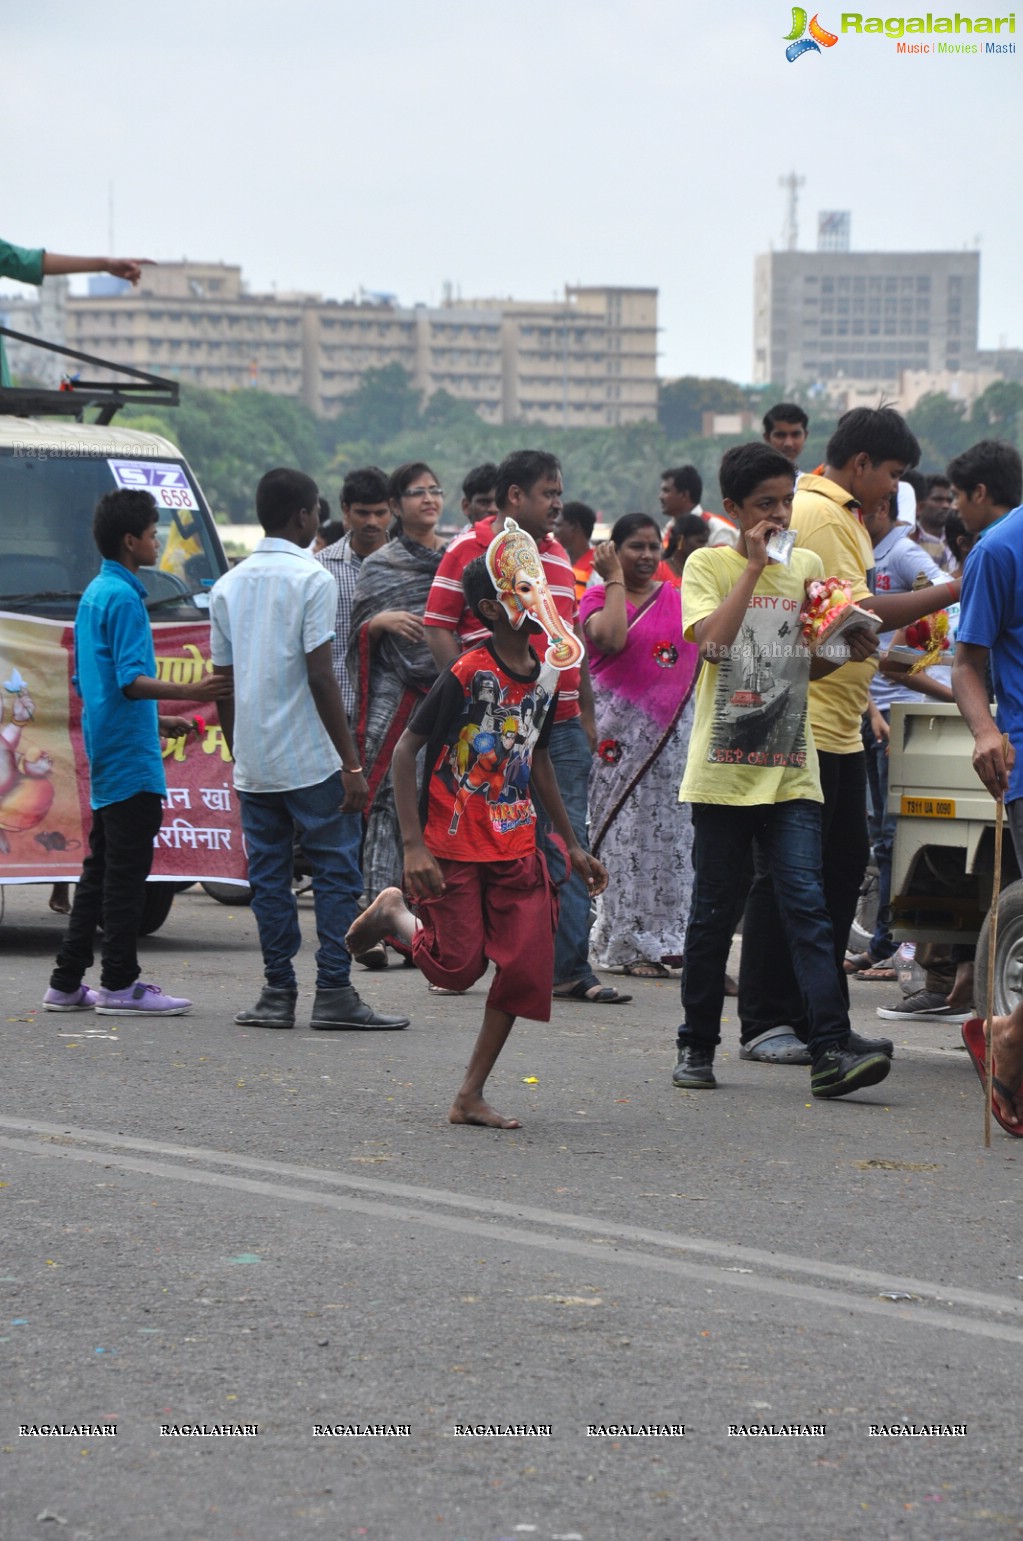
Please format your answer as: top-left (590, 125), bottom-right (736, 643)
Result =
top-left (347, 464), bottom-right (447, 960)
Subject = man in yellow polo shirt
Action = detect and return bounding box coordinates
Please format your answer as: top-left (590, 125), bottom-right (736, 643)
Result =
top-left (738, 408), bottom-right (962, 1063)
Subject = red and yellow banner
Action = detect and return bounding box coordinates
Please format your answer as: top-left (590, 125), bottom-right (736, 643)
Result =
top-left (0, 612), bottom-right (246, 886)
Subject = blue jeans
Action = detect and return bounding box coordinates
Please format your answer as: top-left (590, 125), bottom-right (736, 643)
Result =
top-left (863, 711), bottom-right (895, 960)
top-left (739, 750), bottom-right (869, 1042)
top-left (238, 773), bottom-right (363, 992)
top-left (534, 718), bottom-right (594, 986)
top-left (680, 800), bottom-right (848, 1056)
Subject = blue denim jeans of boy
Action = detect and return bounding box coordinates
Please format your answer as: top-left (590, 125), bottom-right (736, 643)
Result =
top-left (239, 773), bottom-right (362, 992)
top-left (739, 750), bottom-right (869, 1043)
top-left (679, 800), bottom-right (848, 1056)
top-left (534, 717), bottom-right (595, 987)
top-left (863, 711), bottom-right (895, 961)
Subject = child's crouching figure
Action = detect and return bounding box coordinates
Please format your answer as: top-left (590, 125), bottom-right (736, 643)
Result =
top-left (346, 551), bottom-right (607, 1128)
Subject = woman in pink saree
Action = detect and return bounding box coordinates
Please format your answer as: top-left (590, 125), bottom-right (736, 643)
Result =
top-left (579, 513), bottom-right (700, 977)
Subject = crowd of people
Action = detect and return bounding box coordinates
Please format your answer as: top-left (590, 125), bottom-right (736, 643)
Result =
top-left (39, 408), bottom-right (1023, 1136)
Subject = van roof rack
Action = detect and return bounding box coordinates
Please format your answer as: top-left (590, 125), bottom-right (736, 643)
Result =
top-left (0, 327), bottom-right (179, 425)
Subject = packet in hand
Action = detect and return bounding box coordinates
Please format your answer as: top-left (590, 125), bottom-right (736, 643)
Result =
top-left (766, 528), bottom-right (797, 566)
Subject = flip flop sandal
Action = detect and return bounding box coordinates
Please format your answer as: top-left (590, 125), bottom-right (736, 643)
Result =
top-left (858, 964), bottom-right (898, 981)
top-left (961, 1017), bottom-right (1023, 1137)
top-left (622, 960), bottom-right (671, 979)
top-left (428, 983), bottom-right (466, 996)
top-left (553, 978), bottom-right (633, 1005)
top-left (738, 1027), bottom-right (812, 1065)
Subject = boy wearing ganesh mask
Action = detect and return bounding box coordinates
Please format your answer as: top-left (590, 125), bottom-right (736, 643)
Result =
top-left (346, 521), bottom-right (607, 1129)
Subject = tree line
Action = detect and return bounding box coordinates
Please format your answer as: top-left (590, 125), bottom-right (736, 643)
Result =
top-left (121, 365), bottom-right (1023, 527)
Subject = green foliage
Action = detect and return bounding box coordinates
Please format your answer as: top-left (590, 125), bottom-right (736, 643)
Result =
top-left (971, 381), bottom-right (1023, 438)
top-left (122, 386), bottom-right (329, 520)
top-left (334, 364), bottom-right (423, 442)
top-left (659, 376), bottom-right (748, 438)
top-left (120, 370), bottom-right (1023, 531)
top-left (905, 392), bottom-right (974, 468)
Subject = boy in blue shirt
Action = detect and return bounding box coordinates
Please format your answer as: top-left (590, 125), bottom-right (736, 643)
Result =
top-left (43, 489), bottom-right (230, 1015)
top-left (951, 439), bottom-right (1023, 1132)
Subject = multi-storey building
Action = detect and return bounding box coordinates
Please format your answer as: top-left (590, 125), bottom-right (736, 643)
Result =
top-left (2, 263), bottom-right (658, 427)
top-left (753, 250), bottom-right (980, 390)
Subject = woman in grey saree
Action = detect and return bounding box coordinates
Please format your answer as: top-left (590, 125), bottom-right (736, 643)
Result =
top-left (346, 463), bottom-right (445, 907)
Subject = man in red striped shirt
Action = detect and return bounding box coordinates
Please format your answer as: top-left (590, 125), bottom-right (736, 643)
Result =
top-left (424, 450), bottom-right (631, 1006)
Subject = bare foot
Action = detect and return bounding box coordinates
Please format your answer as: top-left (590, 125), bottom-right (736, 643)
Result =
top-left (946, 960), bottom-right (975, 1012)
top-left (345, 887), bottom-right (408, 956)
top-left (49, 883), bottom-right (71, 915)
top-left (991, 1012), bottom-right (1023, 1126)
top-left (449, 1093), bottom-right (521, 1130)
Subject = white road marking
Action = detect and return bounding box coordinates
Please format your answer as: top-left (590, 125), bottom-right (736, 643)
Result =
top-left (1, 1115), bottom-right (1021, 1346)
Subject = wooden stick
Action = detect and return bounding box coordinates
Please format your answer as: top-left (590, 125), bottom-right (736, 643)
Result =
top-left (984, 732), bottom-right (1012, 1148)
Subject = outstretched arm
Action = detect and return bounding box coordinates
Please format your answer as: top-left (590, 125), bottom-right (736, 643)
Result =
top-left (42, 253), bottom-right (152, 285)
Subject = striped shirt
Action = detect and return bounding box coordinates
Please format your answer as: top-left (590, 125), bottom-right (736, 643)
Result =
top-left (316, 531), bottom-right (363, 718)
top-left (209, 538), bottom-right (341, 793)
top-left (423, 516), bottom-right (581, 721)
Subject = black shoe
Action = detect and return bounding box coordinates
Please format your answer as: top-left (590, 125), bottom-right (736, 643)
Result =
top-left (811, 1046), bottom-right (891, 1099)
top-left (672, 1043), bottom-right (717, 1089)
top-left (234, 986), bottom-right (297, 1029)
top-left (311, 986), bottom-right (409, 1031)
top-left (847, 1029), bottom-right (894, 1058)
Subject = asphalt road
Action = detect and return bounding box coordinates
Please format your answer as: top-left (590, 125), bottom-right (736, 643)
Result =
top-left (1, 883), bottom-right (1021, 1541)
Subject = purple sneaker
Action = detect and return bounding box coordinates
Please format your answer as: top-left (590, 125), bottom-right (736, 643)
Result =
top-left (94, 981), bottom-right (192, 1016)
top-left (42, 984), bottom-right (99, 1013)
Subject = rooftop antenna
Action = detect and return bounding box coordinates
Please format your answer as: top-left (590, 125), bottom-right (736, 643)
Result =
top-left (779, 171), bottom-right (805, 252)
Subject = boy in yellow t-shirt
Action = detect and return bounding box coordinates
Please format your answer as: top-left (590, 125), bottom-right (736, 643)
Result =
top-left (740, 408), bottom-right (959, 1046)
top-left (675, 442), bottom-right (891, 1101)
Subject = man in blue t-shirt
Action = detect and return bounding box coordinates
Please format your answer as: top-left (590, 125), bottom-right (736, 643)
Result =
top-left (951, 439), bottom-right (1023, 1132)
top-left (43, 489), bottom-right (230, 1016)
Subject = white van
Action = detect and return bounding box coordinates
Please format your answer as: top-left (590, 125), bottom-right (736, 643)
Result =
top-left (0, 403), bottom-right (244, 932)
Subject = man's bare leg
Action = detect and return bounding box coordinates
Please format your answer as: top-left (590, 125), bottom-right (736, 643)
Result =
top-left (947, 959), bottom-right (975, 1011)
top-left (450, 1005), bottom-right (521, 1129)
top-left (991, 1003), bottom-right (1023, 1126)
top-left (345, 887), bottom-right (417, 956)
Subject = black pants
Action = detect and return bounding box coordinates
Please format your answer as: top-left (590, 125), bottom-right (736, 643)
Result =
top-left (680, 801), bottom-right (848, 1057)
top-left (738, 750), bottom-right (869, 1044)
top-left (50, 792), bottom-right (164, 993)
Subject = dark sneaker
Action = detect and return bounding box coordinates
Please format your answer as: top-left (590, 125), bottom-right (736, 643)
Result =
top-left (876, 990), bottom-right (970, 1022)
top-left (94, 981), bottom-right (192, 1016)
top-left (311, 986), bottom-right (409, 1031)
top-left (811, 1046), bottom-right (891, 1099)
top-left (234, 986), bottom-right (297, 1029)
top-left (43, 984), bottom-right (98, 1012)
top-left (672, 1043), bottom-right (717, 1089)
top-left (847, 1029), bottom-right (894, 1058)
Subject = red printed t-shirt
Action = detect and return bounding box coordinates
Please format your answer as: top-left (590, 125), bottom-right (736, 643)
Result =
top-left (423, 516), bottom-right (580, 722)
top-left (408, 642), bottom-right (559, 863)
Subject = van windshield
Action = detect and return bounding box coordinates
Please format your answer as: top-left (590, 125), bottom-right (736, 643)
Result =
top-left (0, 448), bottom-right (226, 619)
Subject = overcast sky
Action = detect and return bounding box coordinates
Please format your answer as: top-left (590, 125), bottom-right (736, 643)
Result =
top-left (5, 0), bottom-right (1021, 382)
